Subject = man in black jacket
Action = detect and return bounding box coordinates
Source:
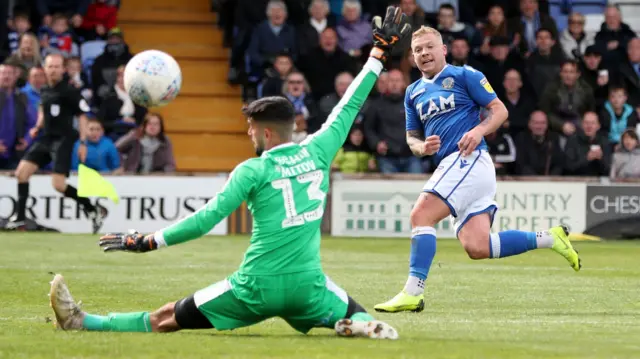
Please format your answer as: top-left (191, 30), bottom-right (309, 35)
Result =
top-left (501, 69), bottom-right (535, 138)
top-left (564, 111), bottom-right (611, 176)
top-left (90, 28), bottom-right (132, 108)
top-left (363, 69), bottom-right (420, 174)
top-left (515, 110), bottom-right (564, 175)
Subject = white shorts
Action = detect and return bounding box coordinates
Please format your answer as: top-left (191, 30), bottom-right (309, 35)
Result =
top-left (423, 149), bottom-right (498, 236)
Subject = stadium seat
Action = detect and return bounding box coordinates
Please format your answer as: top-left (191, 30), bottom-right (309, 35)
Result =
top-left (80, 40), bottom-right (106, 80)
top-left (549, 0), bottom-right (607, 32)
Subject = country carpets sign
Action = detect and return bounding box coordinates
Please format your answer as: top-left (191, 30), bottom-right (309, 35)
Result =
top-left (0, 175), bottom-right (229, 234)
top-left (330, 179), bottom-right (587, 238)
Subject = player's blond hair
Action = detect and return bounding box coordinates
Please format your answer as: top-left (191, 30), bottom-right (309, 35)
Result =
top-left (411, 26), bottom-right (443, 43)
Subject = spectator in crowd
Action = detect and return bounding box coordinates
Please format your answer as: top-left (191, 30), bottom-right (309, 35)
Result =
top-left (66, 56), bottom-right (90, 100)
top-left (76, 0), bottom-right (118, 41)
top-left (564, 112), bottom-right (611, 176)
top-left (391, 0), bottom-right (424, 65)
top-left (331, 125), bottom-right (375, 173)
top-left (480, 36), bottom-right (524, 99)
top-left (283, 71), bottom-right (319, 139)
top-left (98, 65), bottom-right (146, 140)
top-left (400, 47), bottom-right (422, 84)
top-left (364, 69), bottom-right (421, 174)
top-left (299, 27), bottom-right (357, 101)
top-left (600, 86), bottom-right (638, 150)
top-left (437, 4), bottom-right (480, 51)
top-left (0, 63), bottom-right (36, 170)
top-left (20, 66), bottom-right (46, 112)
top-left (539, 60), bottom-right (594, 137)
top-left (374, 71), bottom-right (389, 99)
top-left (247, 0), bottom-right (297, 83)
top-left (7, 33), bottom-right (43, 85)
top-left (559, 12), bottom-right (593, 61)
top-left (317, 71), bottom-right (355, 126)
top-left (485, 128), bottom-right (516, 175)
top-left (515, 110), bottom-right (564, 175)
top-left (116, 113), bottom-right (176, 174)
top-left (260, 52), bottom-right (294, 98)
top-left (71, 117), bottom-right (121, 174)
top-left (594, 5), bottom-right (636, 67)
top-left (416, 0), bottom-right (475, 26)
top-left (297, 0), bottom-right (335, 58)
top-left (39, 13), bottom-right (78, 58)
top-left (507, 0), bottom-right (557, 56)
top-left (227, 0), bottom-right (269, 84)
top-left (7, 11), bottom-right (32, 54)
top-left (336, 0), bottom-right (371, 61)
top-left (525, 28), bottom-right (564, 99)
top-left (612, 38), bottom-right (640, 108)
top-left (36, 0), bottom-right (90, 29)
top-left (578, 45), bottom-right (608, 112)
top-left (610, 128), bottom-right (640, 179)
top-left (478, 5), bottom-right (517, 57)
top-left (448, 37), bottom-right (483, 71)
top-left (501, 68), bottom-right (535, 138)
top-left (400, 0), bottom-right (425, 35)
top-left (91, 27), bottom-right (132, 107)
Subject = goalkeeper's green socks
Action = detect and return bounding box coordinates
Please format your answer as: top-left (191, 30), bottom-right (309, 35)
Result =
top-left (350, 312), bottom-right (375, 322)
top-left (82, 312), bottom-right (152, 332)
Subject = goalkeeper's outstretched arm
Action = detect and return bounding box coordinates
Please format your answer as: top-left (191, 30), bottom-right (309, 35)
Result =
top-left (99, 162), bottom-right (256, 253)
top-left (155, 163), bottom-right (255, 247)
top-left (301, 6), bottom-right (411, 165)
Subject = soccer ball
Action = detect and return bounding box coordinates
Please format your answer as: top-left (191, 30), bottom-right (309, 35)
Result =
top-left (123, 50), bottom-right (182, 108)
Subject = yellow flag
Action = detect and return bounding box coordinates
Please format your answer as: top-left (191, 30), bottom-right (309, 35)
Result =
top-left (77, 164), bottom-right (120, 204)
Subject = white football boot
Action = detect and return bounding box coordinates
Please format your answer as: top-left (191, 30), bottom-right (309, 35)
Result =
top-left (49, 274), bottom-right (84, 330)
top-left (334, 318), bottom-right (399, 340)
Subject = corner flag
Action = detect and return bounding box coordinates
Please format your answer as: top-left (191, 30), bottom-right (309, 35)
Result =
top-left (77, 164), bottom-right (120, 204)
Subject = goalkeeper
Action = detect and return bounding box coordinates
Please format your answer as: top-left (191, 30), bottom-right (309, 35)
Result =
top-left (48, 7), bottom-right (411, 340)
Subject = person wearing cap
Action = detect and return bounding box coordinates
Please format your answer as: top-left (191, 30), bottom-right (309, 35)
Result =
top-left (480, 35), bottom-right (525, 99)
top-left (90, 27), bottom-right (132, 108)
top-left (578, 45), bottom-right (609, 112)
top-left (559, 12), bottom-right (594, 60)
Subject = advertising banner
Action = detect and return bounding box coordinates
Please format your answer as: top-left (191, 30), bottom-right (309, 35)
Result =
top-left (0, 175), bottom-right (228, 234)
top-left (331, 179), bottom-right (587, 238)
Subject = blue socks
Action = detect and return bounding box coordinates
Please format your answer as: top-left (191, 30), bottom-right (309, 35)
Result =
top-left (489, 230), bottom-right (553, 258)
top-left (404, 226), bottom-right (437, 295)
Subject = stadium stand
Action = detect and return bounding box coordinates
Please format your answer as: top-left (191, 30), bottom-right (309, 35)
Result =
top-left (117, 0), bottom-right (254, 172)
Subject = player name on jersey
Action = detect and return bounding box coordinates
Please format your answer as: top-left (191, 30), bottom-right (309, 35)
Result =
top-left (273, 148), bottom-right (318, 177)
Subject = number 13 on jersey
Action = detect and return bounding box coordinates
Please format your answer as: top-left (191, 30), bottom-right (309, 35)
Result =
top-left (271, 170), bottom-right (326, 228)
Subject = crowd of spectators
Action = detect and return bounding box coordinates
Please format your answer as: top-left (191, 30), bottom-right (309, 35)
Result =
top-left (0, 0), bottom-right (176, 174)
top-left (215, 0), bottom-right (640, 179)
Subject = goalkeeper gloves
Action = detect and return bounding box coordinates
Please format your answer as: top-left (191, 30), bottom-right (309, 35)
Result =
top-left (370, 6), bottom-right (412, 63)
top-left (99, 230), bottom-right (158, 253)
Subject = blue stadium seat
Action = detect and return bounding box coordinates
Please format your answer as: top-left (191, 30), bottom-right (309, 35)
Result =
top-left (80, 40), bottom-right (106, 82)
top-left (549, 0), bottom-right (607, 32)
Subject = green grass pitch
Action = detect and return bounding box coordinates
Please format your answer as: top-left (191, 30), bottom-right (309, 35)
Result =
top-left (1, 234), bottom-right (640, 359)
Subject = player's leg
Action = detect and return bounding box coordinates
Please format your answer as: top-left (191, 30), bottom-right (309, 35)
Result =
top-left (8, 140), bottom-right (48, 228)
top-left (454, 151), bottom-right (581, 271)
top-left (284, 275), bottom-right (398, 339)
top-left (51, 139), bottom-right (108, 233)
top-left (374, 158), bottom-right (455, 313)
top-left (458, 212), bottom-right (581, 270)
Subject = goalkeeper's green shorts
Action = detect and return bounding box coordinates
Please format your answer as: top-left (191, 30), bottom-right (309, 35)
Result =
top-left (192, 270), bottom-right (349, 333)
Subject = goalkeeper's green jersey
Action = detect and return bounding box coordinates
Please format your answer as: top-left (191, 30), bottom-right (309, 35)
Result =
top-left (155, 59), bottom-right (383, 275)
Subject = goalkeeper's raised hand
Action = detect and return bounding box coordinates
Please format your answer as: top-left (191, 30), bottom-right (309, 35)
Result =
top-left (99, 230), bottom-right (158, 253)
top-left (370, 6), bottom-right (412, 63)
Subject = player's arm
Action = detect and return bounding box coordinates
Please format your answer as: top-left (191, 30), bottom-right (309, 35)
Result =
top-left (458, 66), bottom-right (508, 155)
top-left (99, 162), bottom-right (257, 252)
top-left (405, 87), bottom-right (440, 157)
top-left (29, 104), bottom-right (44, 138)
top-left (304, 6), bottom-right (411, 164)
top-left (474, 98), bottom-right (508, 136)
top-left (71, 89), bottom-right (91, 142)
top-left (303, 58), bottom-right (383, 163)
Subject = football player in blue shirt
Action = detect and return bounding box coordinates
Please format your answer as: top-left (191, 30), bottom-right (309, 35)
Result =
top-left (374, 26), bottom-right (582, 313)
